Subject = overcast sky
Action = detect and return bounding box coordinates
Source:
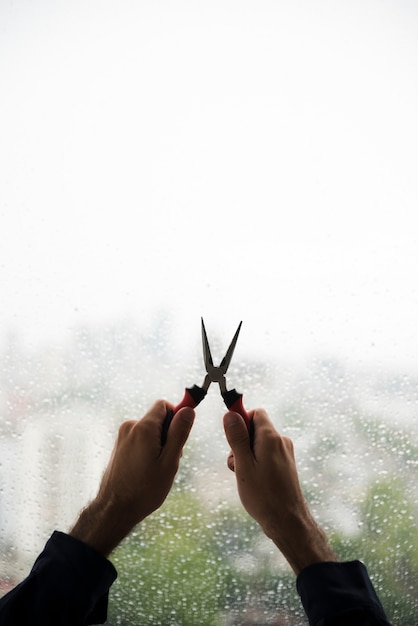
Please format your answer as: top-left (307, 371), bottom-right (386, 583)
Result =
top-left (1, 0), bottom-right (418, 372)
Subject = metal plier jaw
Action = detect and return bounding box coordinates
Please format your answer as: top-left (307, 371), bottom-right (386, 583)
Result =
top-left (162, 319), bottom-right (252, 444)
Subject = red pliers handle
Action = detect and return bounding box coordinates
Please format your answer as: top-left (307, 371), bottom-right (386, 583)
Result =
top-left (161, 385), bottom-right (206, 445)
top-left (162, 386), bottom-right (252, 445)
top-left (222, 389), bottom-right (253, 438)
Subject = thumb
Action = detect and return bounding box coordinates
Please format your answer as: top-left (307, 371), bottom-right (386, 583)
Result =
top-left (223, 411), bottom-right (252, 466)
top-left (164, 407), bottom-right (195, 456)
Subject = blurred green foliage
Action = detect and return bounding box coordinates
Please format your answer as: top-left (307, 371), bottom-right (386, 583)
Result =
top-left (108, 492), bottom-right (226, 625)
top-left (331, 477), bottom-right (418, 626)
top-left (106, 490), bottom-right (301, 625)
top-left (104, 471), bottom-right (418, 626)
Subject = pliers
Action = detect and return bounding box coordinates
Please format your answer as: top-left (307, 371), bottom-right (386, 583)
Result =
top-left (162, 318), bottom-right (252, 443)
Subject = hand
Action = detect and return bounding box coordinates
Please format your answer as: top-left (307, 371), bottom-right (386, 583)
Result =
top-left (70, 400), bottom-right (195, 556)
top-left (223, 409), bottom-right (336, 574)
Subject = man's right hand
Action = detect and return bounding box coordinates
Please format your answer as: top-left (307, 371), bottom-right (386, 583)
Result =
top-left (223, 408), bottom-right (337, 574)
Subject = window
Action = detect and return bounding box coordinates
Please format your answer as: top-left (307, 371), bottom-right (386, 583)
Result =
top-left (1, 1), bottom-right (418, 624)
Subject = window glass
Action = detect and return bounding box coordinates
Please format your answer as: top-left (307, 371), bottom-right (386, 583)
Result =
top-left (1, 1), bottom-right (418, 624)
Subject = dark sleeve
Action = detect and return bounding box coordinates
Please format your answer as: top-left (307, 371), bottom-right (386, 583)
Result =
top-left (0, 531), bottom-right (117, 626)
top-left (296, 560), bottom-right (394, 626)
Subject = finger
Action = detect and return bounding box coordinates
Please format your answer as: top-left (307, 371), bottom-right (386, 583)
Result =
top-left (223, 411), bottom-right (253, 467)
top-left (251, 407), bottom-right (273, 430)
top-left (227, 450), bottom-right (235, 472)
top-left (251, 408), bottom-right (278, 446)
top-left (163, 406), bottom-right (195, 459)
top-left (117, 419), bottom-right (137, 440)
top-left (141, 399), bottom-right (170, 425)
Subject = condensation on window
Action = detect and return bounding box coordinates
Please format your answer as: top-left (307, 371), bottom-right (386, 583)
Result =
top-left (1, 323), bottom-right (418, 624)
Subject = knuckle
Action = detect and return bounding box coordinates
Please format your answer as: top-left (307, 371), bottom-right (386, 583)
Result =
top-left (282, 435), bottom-right (294, 450)
top-left (150, 399), bottom-right (168, 416)
top-left (118, 420), bottom-right (135, 438)
top-left (135, 419), bottom-right (155, 438)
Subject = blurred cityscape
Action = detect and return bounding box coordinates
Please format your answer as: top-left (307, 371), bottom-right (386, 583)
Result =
top-left (1, 317), bottom-right (418, 624)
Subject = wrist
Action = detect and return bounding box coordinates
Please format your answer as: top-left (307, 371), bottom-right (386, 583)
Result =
top-left (69, 497), bottom-right (138, 557)
top-left (266, 514), bottom-right (337, 575)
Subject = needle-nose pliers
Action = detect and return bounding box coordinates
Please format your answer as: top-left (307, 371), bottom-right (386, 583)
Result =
top-left (162, 318), bottom-right (252, 443)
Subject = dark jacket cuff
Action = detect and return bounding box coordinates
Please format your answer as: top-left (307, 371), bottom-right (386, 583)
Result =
top-left (296, 560), bottom-right (390, 625)
top-left (0, 530), bottom-right (117, 625)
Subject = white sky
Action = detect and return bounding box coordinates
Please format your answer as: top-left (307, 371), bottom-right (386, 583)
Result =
top-left (1, 0), bottom-right (418, 371)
